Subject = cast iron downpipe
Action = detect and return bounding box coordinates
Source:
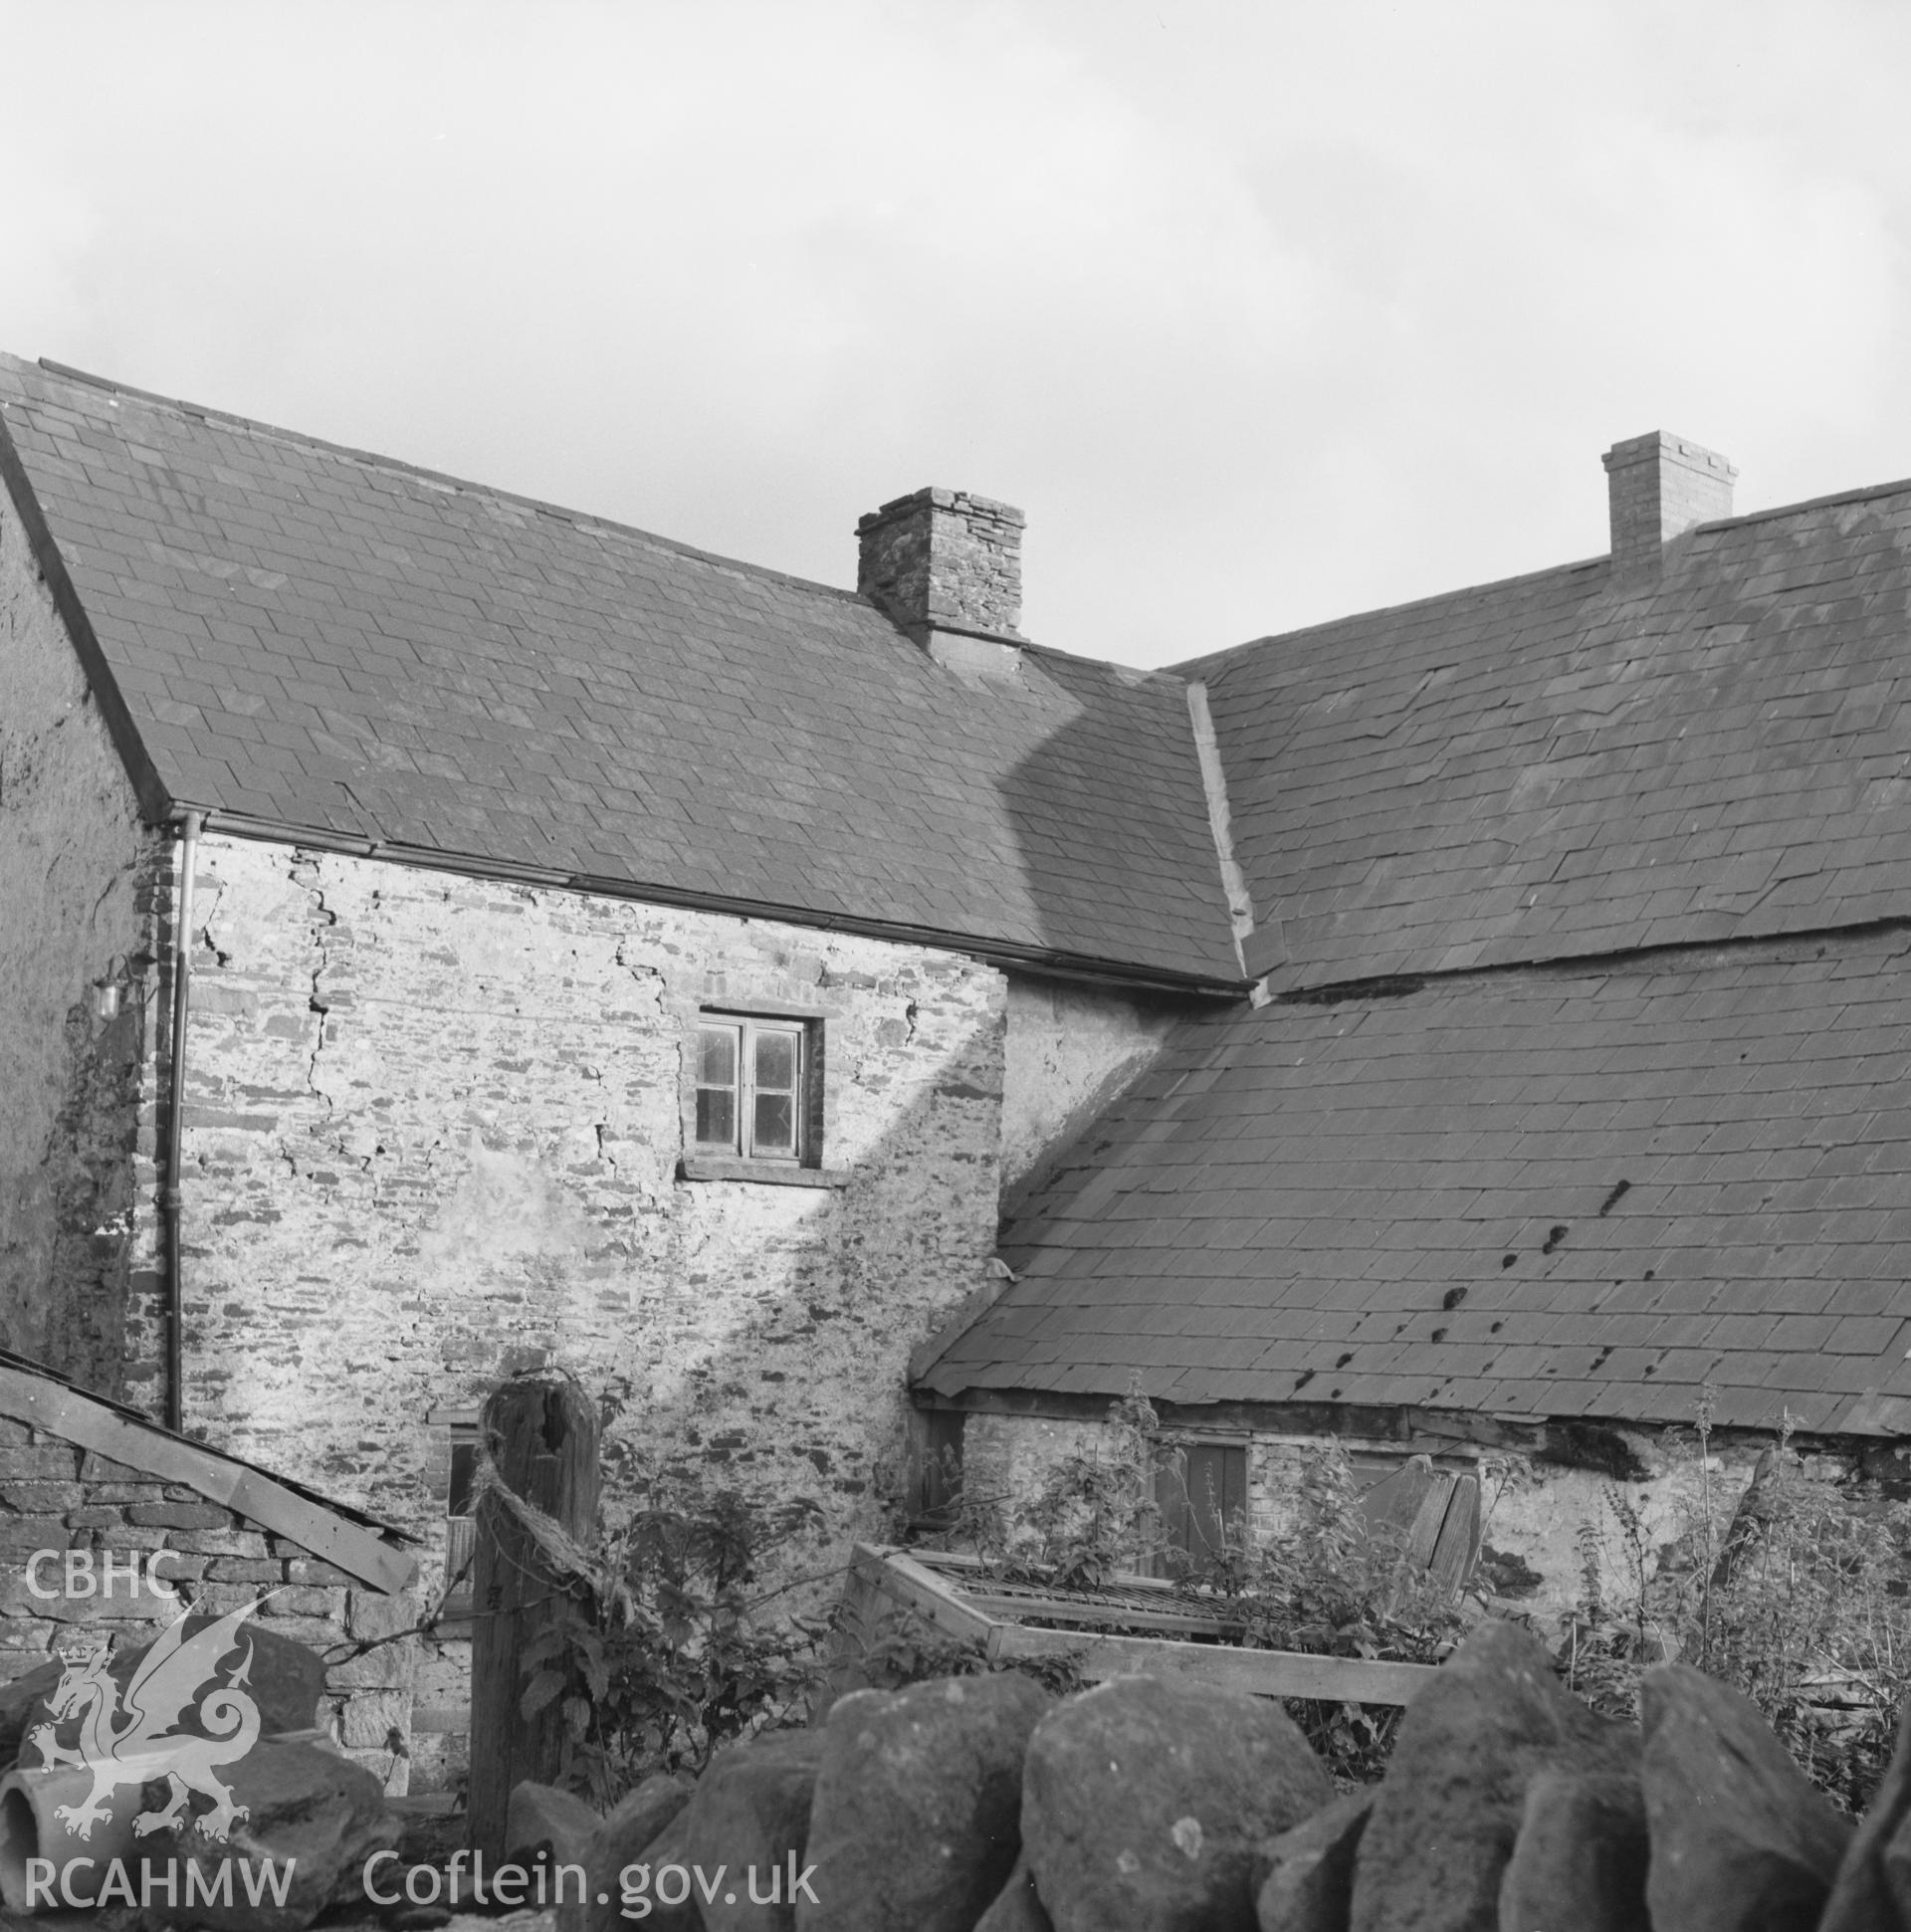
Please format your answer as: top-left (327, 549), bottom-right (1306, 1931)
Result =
top-left (160, 810), bottom-right (203, 1433)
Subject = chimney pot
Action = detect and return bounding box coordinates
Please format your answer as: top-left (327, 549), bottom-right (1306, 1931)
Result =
top-left (1602, 431), bottom-right (1737, 572)
top-left (856, 488), bottom-right (1026, 655)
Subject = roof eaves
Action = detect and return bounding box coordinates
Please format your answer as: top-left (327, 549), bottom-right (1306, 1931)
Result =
top-left (193, 803), bottom-right (1255, 996)
top-left (918, 1378), bottom-right (1911, 1445)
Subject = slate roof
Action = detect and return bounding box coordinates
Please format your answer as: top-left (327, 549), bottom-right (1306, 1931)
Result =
top-left (920, 928), bottom-right (1911, 1434)
top-left (1182, 482), bottom-right (1911, 990)
top-left (0, 355), bottom-right (1239, 986)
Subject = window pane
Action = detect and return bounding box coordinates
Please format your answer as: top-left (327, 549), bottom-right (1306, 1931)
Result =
top-left (448, 1439), bottom-right (478, 1518)
top-left (696, 1088), bottom-right (737, 1148)
top-left (754, 1029), bottom-right (796, 1091)
top-left (700, 1025), bottom-right (738, 1086)
top-left (753, 1091), bottom-right (794, 1153)
top-left (446, 1515), bottom-right (477, 1589)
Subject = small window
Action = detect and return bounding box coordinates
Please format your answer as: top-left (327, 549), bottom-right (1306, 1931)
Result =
top-left (696, 1015), bottom-right (810, 1163)
top-left (915, 1409), bottom-right (965, 1527)
top-left (1156, 1442), bottom-right (1247, 1575)
top-left (443, 1422), bottom-right (480, 1619)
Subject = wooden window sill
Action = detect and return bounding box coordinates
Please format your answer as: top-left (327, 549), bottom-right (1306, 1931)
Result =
top-left (679, 1156), bottom-right (847, 1188)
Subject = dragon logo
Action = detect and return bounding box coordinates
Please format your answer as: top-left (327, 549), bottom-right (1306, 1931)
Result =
top-left (26, 1602), bottom-right (265, 1843)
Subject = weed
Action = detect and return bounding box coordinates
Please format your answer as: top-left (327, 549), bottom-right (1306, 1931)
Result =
top-left (1225, 1440), bottom-right (1465, 1784)
top-left (928, 1387), bottom-right (1464, 1787)
top-left (519, 1482), bottom-right (829, 1805)
top-left (1011, 1386), bottom-right (1168, 1586)
top-left (1563, 1398), bottom-right (1911, 1812)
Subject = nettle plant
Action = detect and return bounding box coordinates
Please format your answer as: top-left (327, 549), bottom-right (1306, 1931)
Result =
top-left (1205, 1438), bottom-right (1466, 1785)
top-left (520, 1481), bottom-right (829, 1807)
top-left (1224, 1442), bottom-right (1464, 1665)
top-left (1562, 1400), bottom-right (1911, 1814)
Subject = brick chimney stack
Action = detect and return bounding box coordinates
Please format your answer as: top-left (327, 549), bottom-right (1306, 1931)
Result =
top-left (857, 488), bottom-right (1026, 675)
top-left (1602, 432), bottom-right (1737, 573)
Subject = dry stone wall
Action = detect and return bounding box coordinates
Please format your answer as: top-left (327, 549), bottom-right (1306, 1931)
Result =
top-left (527, 1626), bottom-right (1907, 1932)
top-left (0, 1412), bottom-right (415, 1790)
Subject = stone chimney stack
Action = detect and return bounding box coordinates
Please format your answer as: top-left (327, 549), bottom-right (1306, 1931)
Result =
top-left (857, 488), bottom-right (1026, 675)
top-left (1601, 431), bottom-right (1737, 573)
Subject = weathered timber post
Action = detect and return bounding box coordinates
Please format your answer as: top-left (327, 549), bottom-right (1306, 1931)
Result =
top-left (467, 1368), bottom-right (600, 1860)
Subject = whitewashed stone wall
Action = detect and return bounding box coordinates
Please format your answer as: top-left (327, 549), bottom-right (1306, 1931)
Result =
top-left (960, 1406), bottom-right (1809, 1636)
top-left (167, 835), bottom-right (1008, 1528)
top-left (960, 1412), bottom-right (1111, 1539)
top-left (999, 977), bottom-right (1182, 1205)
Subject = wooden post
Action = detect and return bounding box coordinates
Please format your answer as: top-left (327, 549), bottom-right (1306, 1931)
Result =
top-left (467, 1368), bottom-right (600, 1859)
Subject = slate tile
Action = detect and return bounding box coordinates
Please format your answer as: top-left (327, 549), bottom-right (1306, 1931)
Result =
top-left (1827, 1316), bottom-right (1907, 1356)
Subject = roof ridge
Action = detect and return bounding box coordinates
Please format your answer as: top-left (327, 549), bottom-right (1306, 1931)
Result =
top-left (1179, 469), bottom-right (1911, 681)
top-left (1171, 552), bottom-right (1608, 679)
top-left (21, 353), bottom-right (878, 610)
top-left (17, 354), bottom-right (1196, 686)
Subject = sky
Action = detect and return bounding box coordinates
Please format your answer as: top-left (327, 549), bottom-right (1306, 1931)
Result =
top-left (3, 1), bottom-right (1908, 668)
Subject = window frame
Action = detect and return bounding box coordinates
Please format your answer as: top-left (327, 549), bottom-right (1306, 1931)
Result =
top-left (694, 1011), bottom-right (817, 1166)
top-left (440, 1415), bottom-right (481, 1622)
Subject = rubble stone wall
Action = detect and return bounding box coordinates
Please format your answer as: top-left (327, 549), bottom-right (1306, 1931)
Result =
top-left (0, 1413), bottom-right (415, 1789)
top-left (0, 489), bottom-right (160, 1395)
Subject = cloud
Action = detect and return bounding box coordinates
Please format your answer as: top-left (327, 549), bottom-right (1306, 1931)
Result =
top-left (1, 0), bottom-right (1907, 663)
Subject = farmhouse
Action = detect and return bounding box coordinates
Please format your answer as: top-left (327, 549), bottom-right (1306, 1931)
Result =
top-left (6, 354), bottom-right (1911, 1778)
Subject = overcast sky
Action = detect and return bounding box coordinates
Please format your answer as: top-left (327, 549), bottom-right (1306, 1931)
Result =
top-left (4, 2), bottom-right (1907, 667)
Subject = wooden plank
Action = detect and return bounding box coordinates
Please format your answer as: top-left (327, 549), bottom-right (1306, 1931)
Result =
top-left (958, 1593), bottom-right (1243, 1638)
top-left (0, 1365), bottom-right (415, 1595)
top-left (1404, 1478), bottom-right (1452, 1571)
top-left (983, 1622), bottom-right (1437, 1706)
top-left (1429, 1474), bottom-right (1483, 1597)
top-left (906, 1548), bottom-right (1190, 1598)
top-left (852, 1545), bottom-right (996, 1644)
top-left (855, 1547), bottom-right (1438, 1706)
top-left (831, 1550), bottom-right (887, 1655)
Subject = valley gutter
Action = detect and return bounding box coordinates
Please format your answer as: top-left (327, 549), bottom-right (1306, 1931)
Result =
top-left (161, 809), bottom-right (203, 1433)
